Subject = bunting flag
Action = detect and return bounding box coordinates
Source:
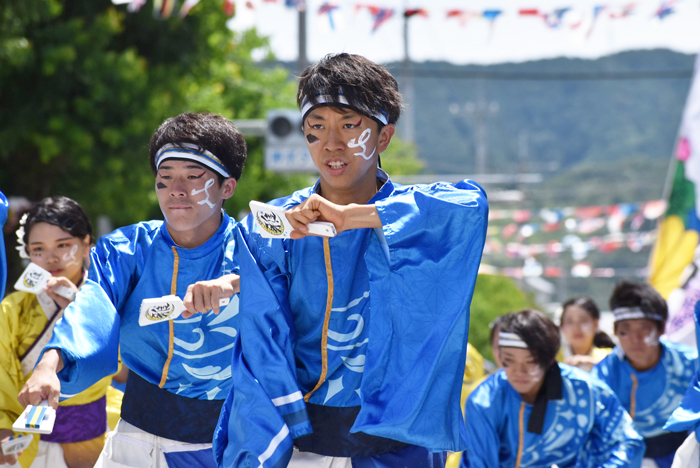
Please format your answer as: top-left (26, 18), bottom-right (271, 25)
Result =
top-left (319, 2), bottom-right (339, 29)
top-left (520, 7), bottom-right (577, 29)
top-left (480, 262), bottom-right (649, 279)
top-left (649, 53), bottom-right (700, 347)
top-left (153, 0), bottom-right (176, 18)
top-left (484, 198), bottom-right (664, 285)
top-left (115, 0), bottom-right (694, 37)
top-left (128, 0), bottom-right (147, 12)
top-left (482, 9), bottom-right (503, 23)
top-left (285, 0), bottom-right (305, 10)
top-left (654, 0), bottom-right (676, 19)
top-left (446, 9), bottom-right (484, 26)
top-left (356, 5), bottom-right (394, 32)
top-left (546, 8), bottom-right (571, 28)
top-left (609, 2), bottom-right (636, 18)
top-left (404, 8), bottom-right (428, 18)
top-left (587, 5), bottom-right (607, 38)
top-left (178, 0), bottom-right (201, 17)
top-left (222, 0), bottom-right (235, 17)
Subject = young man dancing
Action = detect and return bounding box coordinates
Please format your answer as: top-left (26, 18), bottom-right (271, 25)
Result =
top-left (592, 280), bottom-right (697, 468)
top-left (19, 112), bottom-right (246, 468)
top-left (214, 53), bottom-right (488, 467)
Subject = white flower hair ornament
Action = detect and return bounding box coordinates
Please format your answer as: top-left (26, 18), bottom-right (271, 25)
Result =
top-left (16, 213), bottom-right (30, 259)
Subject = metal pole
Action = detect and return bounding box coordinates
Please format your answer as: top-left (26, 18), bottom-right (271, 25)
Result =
top-left (297, 7), bottom-right (307, 75)
top-left (476, 100), bottom-right (486, 174)
top-left (401, 8), bottom-right (415, 142)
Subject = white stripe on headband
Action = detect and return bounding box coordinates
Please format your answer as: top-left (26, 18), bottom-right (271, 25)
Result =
top-left (613, 307), bottom-right (664, 323)
top-left (498, 331), bottom-right (529, 349)
top-left (155, 143), bottom-right (231, 178)
top-left (301, 92), bottom-right (389, 126)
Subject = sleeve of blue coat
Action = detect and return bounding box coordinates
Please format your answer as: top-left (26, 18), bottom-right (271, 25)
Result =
top-left (353, 180), bottom-right (488, 452)
top-left (41, 237), bottom-right (127, 399)
top-left (664, 300), bottom-right (700, 434)
top-left (461, 385), bottom-right (502, 468)
top-left (587, 379), bottom-right (645, 468)
top-left (665, 370), bottom-right (700, 433)
top-left (213, 227), bottom-right (312, 468)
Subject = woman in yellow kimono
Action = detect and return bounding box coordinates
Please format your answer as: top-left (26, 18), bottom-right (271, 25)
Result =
top-left (0, 197), bottom-right (119, 468)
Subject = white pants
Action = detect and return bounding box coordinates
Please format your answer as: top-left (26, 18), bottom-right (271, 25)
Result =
top-left (671, 433), bottom-right (700, 468)
top-left (94, 419), bottom-right (212, 468)
top-left (288, 447), bottom-right (353, 468)
top-left (0, 441), bottom-right (68, 468)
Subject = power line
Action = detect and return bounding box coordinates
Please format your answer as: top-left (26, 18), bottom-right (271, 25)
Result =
top-left (392, 68), bottom-right (693, 81)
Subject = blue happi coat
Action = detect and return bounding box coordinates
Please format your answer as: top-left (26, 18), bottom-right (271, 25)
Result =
top-left (462, 364), bottom-right (645, 468)
top-left (213, 173), bottom-right (488, 467)
top-left (591, 340), bottom-right (697, 441)
top-left (44, 213), bottom-right (239, 403)
top-left (665, 300), bottom-right (700, 437)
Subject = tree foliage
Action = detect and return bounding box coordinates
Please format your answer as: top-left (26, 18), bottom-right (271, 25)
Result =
top-left (0, 0), bottom-right (308, 224)
top-left (0, 0), bottom-right (316, 279)
top-left (469, 274), bottom-right (538, 362)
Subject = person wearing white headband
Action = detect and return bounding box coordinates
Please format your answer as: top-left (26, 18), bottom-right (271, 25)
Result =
top-left (214, 53), bottom-right (488, 468)
top-left (592, 280), bottom-right (697, 468)
top-left (19, 112), bottom-right (247, 468)
top-left (463, 309), bottom-right (644, 468)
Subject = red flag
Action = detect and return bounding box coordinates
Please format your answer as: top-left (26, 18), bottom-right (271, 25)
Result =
top-left (544, 266), bottom-right (563, 277)
top-left (223, 0), bottom-right (235, 17)
top-left (357, 5), bottom-right (395, 32)
top-left (404, 8), bottom-right (428, 18)
top-left (446, 9), bottom-right (479, 26)
top-left (512, 210), bottom-right (532, 223)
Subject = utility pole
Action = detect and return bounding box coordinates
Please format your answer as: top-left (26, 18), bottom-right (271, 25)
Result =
top-left (401, 6), bottom-right (415, 142)
top-left (297, 7), bottom-right (307, 75)
top-left (518, 130), bottom-right (529, 191)
top-left (475, 101), bottom-right (487, 175)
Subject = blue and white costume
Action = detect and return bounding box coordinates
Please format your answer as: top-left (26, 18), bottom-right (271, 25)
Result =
top-left (592, 340), bottom-right (697, 464)
top-left (663, 300), bottom-right (700, 466)
top-left (213, 172), bottom-right (488, 467)
top-left (462, 363), bottom-right (645, 468)
top-left (42, 213), bottom-right (239, 466)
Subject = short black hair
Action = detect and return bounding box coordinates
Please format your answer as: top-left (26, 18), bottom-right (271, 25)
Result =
top-left (610, 280), bottom-right (667, 333)
top-left (149, 112), bottom-right (247, 182)
top-left (22, 196), bottom-right (93, 253)
top-left (500, 309), bottom-right (560, 368)
top-left (297, 53), bottom-right (403, 125)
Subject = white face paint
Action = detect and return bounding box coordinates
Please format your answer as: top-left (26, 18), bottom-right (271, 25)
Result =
top-left (580, 322), bottom-right (593, 334)
top-left (62, 244), bottom-right (79, 267)
top-left (347, 128), bottom-right (376, 160)
top-left (191, 178), bottom-right (216, 209)
top-left (643, 328), bottom-right (659, 347)
top-left (527, 366), bottom-right (545, 383)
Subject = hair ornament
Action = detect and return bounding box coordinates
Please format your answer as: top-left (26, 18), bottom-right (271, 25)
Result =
top-left (15, 213), bottom-right (29, 259)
